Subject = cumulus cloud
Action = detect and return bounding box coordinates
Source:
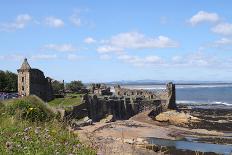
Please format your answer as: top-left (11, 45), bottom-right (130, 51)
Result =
top-left (189, 11), bottom-right (220, 26)
top-left (84, 37), bottom-right (96, 44)
top-left (211, 23), bottom-right (232, 35)
top-left (0, 14), bottom-right (32, 31)
top-left (211, 38), bottom-right (232, 50)
top-left (69, 8), bottom-right (93, 28)
top-left (43, 44), bottom-right (77, 52)
top-left (171, 52), bottom-right (219, 67)
top-left (99, 54), bottom-right (112, 60)
top-left (97, 32), bottom-right (178, 55)
top-left (44, 17), bottom-right (64, 28)
top-left (97, 45), bottom-right (124, 54)
top-left (67, 54), bottom-right (83, 61)
top-left (0, 54), bottom-right (24, 61)
top-left (117, 54), bottom-right (163, 67)
top-left (214, 38), bottom-right (232, 45)
top-left (30, 54), bottom-right (57, 60)
top-left (107, 32), bottom-right (179, 49)
top-left (70, 13), bottom-right (81, 27)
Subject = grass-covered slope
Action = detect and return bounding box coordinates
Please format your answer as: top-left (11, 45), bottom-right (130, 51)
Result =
top-left (48, 93), bottom-right (83, 108)
top-left (0, 96), bottom-right (95, 155)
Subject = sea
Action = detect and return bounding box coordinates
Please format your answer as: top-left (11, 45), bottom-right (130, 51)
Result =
top-left (115, 84), bottom-right (232, 108)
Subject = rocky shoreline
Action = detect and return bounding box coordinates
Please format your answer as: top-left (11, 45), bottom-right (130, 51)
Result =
top-left (74, 104), bottom-right (232, 154)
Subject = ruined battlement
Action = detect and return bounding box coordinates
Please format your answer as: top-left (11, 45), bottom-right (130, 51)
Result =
top-left (114, 82), bottom-right (176, 110)
top-left (89, 83), bottom-right (112, 95)
top-left (66, 83), bottom-right (177, 122)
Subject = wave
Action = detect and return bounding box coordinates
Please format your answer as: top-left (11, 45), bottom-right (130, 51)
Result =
top-left (176, 84), bottom-right (232, 89)
top-left (177, 100), bottom-right (232, 106)
top-left (120, 84), bottom-right (232, 90)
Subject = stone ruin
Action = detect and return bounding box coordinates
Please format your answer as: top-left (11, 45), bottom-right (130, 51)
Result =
top-left (17, 58), bottom-right (54, 101)
top-left (89, 83), bottom-right (112, 95)
top-left (65, 83), bottom-right (177, 122)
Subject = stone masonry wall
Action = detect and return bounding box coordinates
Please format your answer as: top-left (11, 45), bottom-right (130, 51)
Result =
top-left (64, 83), bottom-right (177, 122)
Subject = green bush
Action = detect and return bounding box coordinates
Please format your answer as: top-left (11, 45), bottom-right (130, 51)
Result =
top-left (4, 96), bottom-right (56, 122)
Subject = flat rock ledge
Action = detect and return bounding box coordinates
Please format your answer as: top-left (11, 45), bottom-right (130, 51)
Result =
top-left (155, 110), bottom-right (200, 125)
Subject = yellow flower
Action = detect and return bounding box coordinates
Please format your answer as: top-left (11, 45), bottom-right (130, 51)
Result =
top-left (28, 108), bottom-right (34, 111)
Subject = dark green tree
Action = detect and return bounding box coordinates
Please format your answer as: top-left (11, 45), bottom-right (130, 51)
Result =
top-left (0, 70), bottom-right (7, 91)
top-left (52, 80), bottom-right (64, 94)
top-left (5, 71), bottom-right (18, 92)
top-left (0, 70), bottom-right (17, 92)
top-left (66, 80), bottom-right (84, 92)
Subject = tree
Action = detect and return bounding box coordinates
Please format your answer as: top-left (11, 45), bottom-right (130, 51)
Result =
top-left (52, 80), bottom-right (64, 94)
top-left (0, 70), bottom-right (17, 92)
top-left (5, 71), bottom-right (18, 92)
top-left (0, 70), bottom-right (7, 92)
top-left (66, 80), bottom-right (84, 92)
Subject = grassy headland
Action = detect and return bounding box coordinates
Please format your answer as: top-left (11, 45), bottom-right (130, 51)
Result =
top-left (0, 96), bottom-right (95, 155)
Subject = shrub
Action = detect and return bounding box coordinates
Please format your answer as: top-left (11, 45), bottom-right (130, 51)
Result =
top-left (5, 96), bottom-right (56, 122)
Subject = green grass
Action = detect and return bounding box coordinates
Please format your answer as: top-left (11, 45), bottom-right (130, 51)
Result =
top-left (48, 93), bottom-right (83, 108)
top-left (0, 96), bottom-right (95, 155)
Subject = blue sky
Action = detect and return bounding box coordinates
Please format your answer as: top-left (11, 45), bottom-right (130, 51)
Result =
top-left (1, 0), bottom-right (232, 82)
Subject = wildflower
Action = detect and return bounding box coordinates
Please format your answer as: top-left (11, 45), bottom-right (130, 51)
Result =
top-left (28, 107), bottom-right (34, 111)
top-left (35, 127), bottom-right (41, 134)
top-left (23, 135), bottom-right (30, 141)
top-left (5, 141), bottom-right (13, 150)
top-left (45, 128), bottom-right (49, 133)
top-left (24, 127), bottom-right (32, 132)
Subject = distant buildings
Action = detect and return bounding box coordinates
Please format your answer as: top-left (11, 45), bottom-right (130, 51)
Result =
top-left (17, 58), bottom-right (53, 101)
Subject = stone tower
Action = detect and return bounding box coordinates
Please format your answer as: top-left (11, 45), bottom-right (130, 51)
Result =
top-left (17, 58), bottom-right (31, 96)
top-left (17, 58), bottom-right (54, 101)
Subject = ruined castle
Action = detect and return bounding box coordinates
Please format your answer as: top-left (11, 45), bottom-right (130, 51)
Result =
top-left (17, 58), bottom-right (53, 101)
top-left (66, 83), bottom-right (177, 121)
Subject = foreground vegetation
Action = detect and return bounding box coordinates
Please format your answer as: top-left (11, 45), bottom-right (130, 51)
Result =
top-left (0, 96), bottom-right (95, 155)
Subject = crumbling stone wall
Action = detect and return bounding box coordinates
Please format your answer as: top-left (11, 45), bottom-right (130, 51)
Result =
top-left (89, 83), bottom-right (112, 95)
top-left (114, 82), bottom-right (176, 111)
top-left (65, 83), bottom-right (177, 122)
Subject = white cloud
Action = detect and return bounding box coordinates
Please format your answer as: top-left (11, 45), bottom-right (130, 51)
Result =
top-left (171, 52), bottom-right (218, 67)
top-left (117, 54), bottom-right (163, 67)
top-left (84, 37), bottom-right (96, 44)
top-left (97, 32), bottom-right (178, 55)
top-left (189, 11), bottom-right (220, 26)
top-left (44, 17), bottom-right (64, 28)
top-left (43, 44), bottom-right (77, 52)
top-left (67, 54), bottom-right (82, 61)
top-left (30, 54), bottom-right (57, 60)
top-left (211, 23), bottom-right (232, 35)
top-left (99, 54), bottom-right (112, 60)
top-left (0, 54), bottom-right (24, 61)
top-left (0, 14), bottom-right (32, 31)
top-left (70, 12), bottom-right (81, 27)
top-left (97, 45), bottom-right (124, 54)
top-left (108, 32), bottom-right (179, 49)
top-left (145, 56), bottom-right (163, 63)
top-left (215, 38), bottom-right (232, 45)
